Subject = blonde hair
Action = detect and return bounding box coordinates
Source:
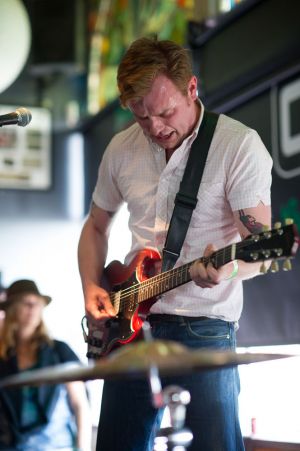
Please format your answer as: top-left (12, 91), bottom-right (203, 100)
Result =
top-left (0, 299), bottom-right (52, 359)
top-left (117, 37), bottom-right (194, 108)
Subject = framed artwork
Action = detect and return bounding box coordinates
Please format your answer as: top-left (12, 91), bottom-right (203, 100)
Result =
top-left (0, 105), bottom-right (52, 190)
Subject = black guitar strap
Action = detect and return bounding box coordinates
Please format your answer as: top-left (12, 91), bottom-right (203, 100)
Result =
top-left (162, 110), bottom-right (219, 272)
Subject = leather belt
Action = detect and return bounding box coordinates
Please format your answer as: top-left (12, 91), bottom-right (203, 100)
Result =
top-left (148, 314), bottom-right (210, 323)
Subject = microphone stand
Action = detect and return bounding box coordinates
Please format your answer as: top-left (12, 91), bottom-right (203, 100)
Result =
top-left (142, 321), bottom-right (193, 451)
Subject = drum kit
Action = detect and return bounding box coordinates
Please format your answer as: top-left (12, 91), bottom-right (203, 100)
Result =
top-left (0, 321), bottom-right (294, 451)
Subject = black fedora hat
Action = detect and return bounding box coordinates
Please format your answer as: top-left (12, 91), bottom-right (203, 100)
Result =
top-left (0, 279), bottom-right (51, 310)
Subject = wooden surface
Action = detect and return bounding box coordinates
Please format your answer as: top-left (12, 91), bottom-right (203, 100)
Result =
top-left (244, 437), bottom-right (300, 451)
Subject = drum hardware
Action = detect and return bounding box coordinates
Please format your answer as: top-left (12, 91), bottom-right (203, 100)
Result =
top-left (142, 321), bottom-right (193, 450)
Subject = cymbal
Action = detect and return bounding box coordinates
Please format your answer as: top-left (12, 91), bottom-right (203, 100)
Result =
top-left (0, 340), bottom-right (294, 388)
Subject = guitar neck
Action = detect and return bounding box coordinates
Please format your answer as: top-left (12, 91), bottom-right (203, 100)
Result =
top-left (136, 242), bottom-right (236, 303)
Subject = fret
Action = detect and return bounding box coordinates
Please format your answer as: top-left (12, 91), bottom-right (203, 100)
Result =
top-left (170, 269), bottom-right (176, 289)
top-left (137, 286), bottom-right (143, 303)
top-left (144, 285), bottom-right (149, 301)
top-left (231, 243), bottom-right (236, 261)
top-left (213, 244), bottom-right (234, 269)
top-left (134, 261), bottom-right (194, 304)
top-left (158, 274), bottom-right (164, 294)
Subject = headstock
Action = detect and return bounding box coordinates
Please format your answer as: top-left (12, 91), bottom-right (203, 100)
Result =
top-left (236, 219), bottom-right (299, 274)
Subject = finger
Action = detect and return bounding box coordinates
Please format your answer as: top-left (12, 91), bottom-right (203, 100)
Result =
top-left (190, 262), bottom-right (211, 288)
top-left (206, 266), bottom-right (220, 285)
top-left (190, 259), bottom-right (220, 288)
top-left (86, 304), bottom-right (114, 328)
top-left (100, 297), bottom-right (116, 317)
top-left (93, 287), bottom-right (116, 317)
top-left (85, 293), bottom-right (115, 323)
top-left (203, 243), bottom-right (217, 258)
top-left (189, 260), bottom-right (207, 280)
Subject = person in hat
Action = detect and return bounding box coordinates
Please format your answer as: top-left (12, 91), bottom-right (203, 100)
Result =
top-left (0, 279), bottom-right (92, 451)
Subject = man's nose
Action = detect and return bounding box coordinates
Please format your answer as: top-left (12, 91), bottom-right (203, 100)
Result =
top-left (149, 117), bottom-right (163, 135)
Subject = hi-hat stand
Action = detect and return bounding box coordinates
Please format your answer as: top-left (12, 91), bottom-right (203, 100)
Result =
top-left (142, 321), bottom-right (193, 451)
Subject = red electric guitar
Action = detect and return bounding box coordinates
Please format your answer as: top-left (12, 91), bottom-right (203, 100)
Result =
top-left (83, 221), bottom-right (299, 359)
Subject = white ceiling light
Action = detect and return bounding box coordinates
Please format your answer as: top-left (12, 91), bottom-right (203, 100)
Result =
top-left (0, 0), bottom-right (31, 94)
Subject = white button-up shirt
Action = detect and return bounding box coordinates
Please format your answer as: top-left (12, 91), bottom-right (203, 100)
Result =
top-left (93, 104), bottom-right (272, 321)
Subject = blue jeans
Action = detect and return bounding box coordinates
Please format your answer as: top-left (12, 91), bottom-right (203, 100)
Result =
top-left (96, 317), bottom-right (245, 451)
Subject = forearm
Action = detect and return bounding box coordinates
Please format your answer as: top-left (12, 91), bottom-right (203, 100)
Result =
top-left (78, 218), bottom-right (108, 292)
top-left (232, 203), bottom-right (272, 281)
top-left (67, 382), bottom-right (92, 451)
top-left (74, 406), bottom-right (93, 451)
top-left (78, 209), bottom-right (116, 319)
top-left (231, 259), bottom-right (270, 281)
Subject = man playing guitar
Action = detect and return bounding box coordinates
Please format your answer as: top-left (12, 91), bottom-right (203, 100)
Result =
top-left (78, 37), bottom-right (272, 451)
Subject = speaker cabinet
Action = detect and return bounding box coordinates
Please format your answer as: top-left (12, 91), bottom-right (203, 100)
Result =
top-left (24, 0), bottom-right (86, 75)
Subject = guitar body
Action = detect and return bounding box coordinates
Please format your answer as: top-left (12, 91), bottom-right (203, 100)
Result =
top-left (87, 248), bottom-right (161, 358)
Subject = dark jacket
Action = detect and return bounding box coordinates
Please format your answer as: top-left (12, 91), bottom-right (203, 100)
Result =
top-left (0, 340), bottom-right (79, 449)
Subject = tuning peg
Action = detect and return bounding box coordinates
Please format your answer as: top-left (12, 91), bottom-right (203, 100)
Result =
top-left (285, 218), bottom-right (294, 225)
top-left (282, 258), bottom-right (292, 271)
top-left (262, 225), bottom-right (272, 239)
top-left (270, 260), bottom-right (279, 273)
top-left (259, 262), bottom-right (268, 274)
top-left (262, 250), bottom-right (271, 258)
top-left (250, 252), bottom-right (259, 261)
top-left (274, 222), bottom-right (284, 235)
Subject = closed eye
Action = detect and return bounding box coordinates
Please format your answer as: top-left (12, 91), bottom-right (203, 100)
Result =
top-left (135, 114), bottom-right (148, 121)
top-left (159, 109), bottom-right (174, 118)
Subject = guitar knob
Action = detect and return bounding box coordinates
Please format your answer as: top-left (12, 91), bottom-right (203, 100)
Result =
top-left (285, 218), bottom-right (294, 225)
top-left (283, 258), bottom-right (292, 271)
top-left (259, 262), bottom-right (268, 274)
top-left (270, 260), bottom-right (279, 273)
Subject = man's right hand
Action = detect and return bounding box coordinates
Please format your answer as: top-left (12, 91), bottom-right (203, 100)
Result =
top-left (84, 283), bottom-right (116, 326)
top-left (78, 205), bottom-right (117, 326)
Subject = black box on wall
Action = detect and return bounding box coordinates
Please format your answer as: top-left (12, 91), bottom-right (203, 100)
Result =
top-left (24, 0), bottom-right (87, 75)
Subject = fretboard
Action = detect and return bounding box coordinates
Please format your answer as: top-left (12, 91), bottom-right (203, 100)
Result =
top-left (138, 242), bottom-right (236, 302)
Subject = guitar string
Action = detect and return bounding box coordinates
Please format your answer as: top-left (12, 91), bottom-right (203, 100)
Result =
top-left (110, 238), bottom-right (257, 310)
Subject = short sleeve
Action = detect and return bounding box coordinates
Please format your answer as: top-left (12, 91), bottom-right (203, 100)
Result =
top-left (53, 340), bottom-right (80, 363)
top-left (92, 140), bottom-right (123, 212)
top-left (226, 129), bottom-right (272, 211)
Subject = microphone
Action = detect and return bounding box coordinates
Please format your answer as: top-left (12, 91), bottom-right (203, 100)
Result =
top-left (0, 107), bottom-right (32, 127)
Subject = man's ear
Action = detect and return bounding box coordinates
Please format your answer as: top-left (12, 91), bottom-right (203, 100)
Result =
top-left (188, 75), bottom-right (198, 101)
